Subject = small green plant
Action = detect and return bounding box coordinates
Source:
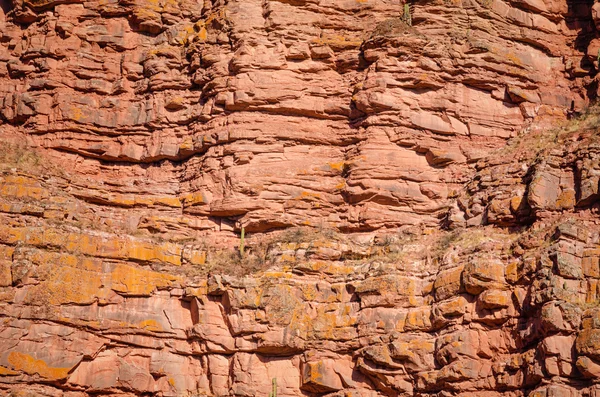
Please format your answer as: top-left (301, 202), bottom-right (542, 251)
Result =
top-left (402, 3), bottom-right (412, 26)
top-left (269, 378), bottom-right (277, 397)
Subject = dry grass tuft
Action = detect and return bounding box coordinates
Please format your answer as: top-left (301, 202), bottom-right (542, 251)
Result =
top-left (0, 142), bottom-right (42, 170)
top-left (499, 104), bottom-right (600, 161)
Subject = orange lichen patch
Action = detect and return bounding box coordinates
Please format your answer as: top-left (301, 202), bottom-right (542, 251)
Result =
top-left (184, 283), bottom-right (208, 298)
top-left (289, 302), bottom-right (357, 341)
top-left (304, 361), bottom-right (326, 384)
top-left (280, 253), bottom-right (297, 263)
top-left (0, 365), bottom-right (18, 376)
top-left (262, 270), bottom-right (293, 279)
top-left (0, 260), bottom-right (11, 287)
top-left (0, 226), bottom-right (184, 265)
top-left (404, 307), bottom-right (432, 331)
top-left (133, 6), bottom-right (161, 21)
top-left (145, 47), bottom-right (172, 59)
top-left (197, 26), bottom-right (208, 41)
top-left (225, 285), bottom-right (264, 308)
top-left (326, 161), bottom-right (345, 173)
top-left (203, 7), bottom-right (227, 25)
top-left (7, 226), bottom-right (39, 247)
top-left (556, 190), bottom-right (576, 209)
top-left (586, 280), bottom-right (600, 304)
top-left (27, 265), bottom-right (103, 305)
top-left (334, 180), bottom-right (346, 190)
top-left (126, 240), bottom-right (182, 265)
top-left (0, 288), bottom-right (16, 303)
top-left (312, 34), bottom-right (362, 50)
top-left (310, 240), bottom-right (336, 249)
top-left (179, 137), bottom-right (194, 152)
top-left (0, 245), bottom-right (14, 260)
top-left (57, 316), bottom-right (103, 330)
top-left (0, 184), bottom-right (44, 200)
top-left (0, 202), bottom-right (42, 215)
top-left (23, 250), bottom-right (179, 303)
top-left (479, 289), bottom-right (511, 308)
top-left (278, 242), bottom-right (300, 251)
top-left (132, 0), bottom-right (189, 31)
top-left (504, 52), bottom-right (525, 68)
top-left (435, 296), bottom-right (468, 318)
top-left (401, 338), bottom-right (435, 354)
top-left (300, 260), bottom-right (355, 276)
top-left (107, 194), bottom-right (182, 208)
top-left (299, 283), bottom-right (342, 303)
top-left (68, 105), bottom-right (84, 122)
top-left (155, 196), bottom-right (182, 208)
top-left (0, 176), bottom-right (47, 200)
top-left (109, 195), bottom-right (136, 207)
top-left (509, 195), bottom-right (522, 212)
top-left (181, 191), bottom-right (207, 207)
top-left (7, 352), bottom-right (73, 380)
top-left (28, 250), bottom-right (102, 272)
top-left (505, 260), bottom-right (519, 284)
top-left (261, 284), bottom-right (303, 326)
top-left (356, 274), bottom-right (418, 296)
top-left (44, 228), bottom-right (71, 248)
top-left (107, 263), bottom-right (179, 296)
top-left (356, 274), bottom-right (423, 307)
top-left (297, 191), bottom-right (322, 201)
top-left (138, 319), bottom-right (163, 332)
top-left (301, 284), bottom-right (318, 301)
top-left (178, 23), bottom-right (195, 40)
top-left (187, 249), bottom-right (207, 265)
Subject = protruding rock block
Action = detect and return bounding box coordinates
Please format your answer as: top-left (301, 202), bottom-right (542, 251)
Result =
top-left (463, 257), bottom-right (507, 295)
top-left (301, 360), bottom-right (344, 393)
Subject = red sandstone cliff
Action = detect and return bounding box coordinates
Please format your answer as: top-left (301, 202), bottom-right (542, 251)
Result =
top-left (1, 0), bottom-right (600, 395)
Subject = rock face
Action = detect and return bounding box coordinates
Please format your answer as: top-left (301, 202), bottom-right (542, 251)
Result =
top-left (1, 0), bottom-right (600, 396)
top-left (0, 0), bottom-right (595, 234)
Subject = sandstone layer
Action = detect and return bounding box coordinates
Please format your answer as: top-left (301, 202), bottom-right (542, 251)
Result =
top-left (1, 0), bottom-right (600, 396)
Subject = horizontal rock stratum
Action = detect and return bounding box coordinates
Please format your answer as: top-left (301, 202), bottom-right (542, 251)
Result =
top-left (2, 0), bottom-right (600, 395)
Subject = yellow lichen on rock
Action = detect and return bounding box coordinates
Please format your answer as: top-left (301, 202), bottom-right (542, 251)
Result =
top-left (26, 265), bottom-right (103, 305)
top-left (108, 263), bottom-right (180, 296)
top-left (7, 352), bottom-right (72, 380)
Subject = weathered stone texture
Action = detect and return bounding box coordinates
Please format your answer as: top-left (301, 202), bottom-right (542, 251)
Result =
top-left (1, 0), bottom-right (595, 234)
top-left (1, 0), bottom-right (600, 395)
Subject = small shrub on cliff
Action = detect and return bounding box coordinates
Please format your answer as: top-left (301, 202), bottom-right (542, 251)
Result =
top-left (0, 141), bottom-right (64, 177)
top-left (0, 142), bottom-right (41, 170)
top-left (275, 226), bottom-right (340, 244)
top-left (500, 104), bottom-right (600, 162)
top-left (430, 227), bottom-right (515, 260)
top-left (370, 18), bottom-right (412, 38)
top-left (202, 239), bottom-right (271, 277)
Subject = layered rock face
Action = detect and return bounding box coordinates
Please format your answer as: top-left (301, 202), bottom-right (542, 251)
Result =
top-left (2, 0), bottom-right (600, 396)
top-left (0, 0), bottom-right (594, 234)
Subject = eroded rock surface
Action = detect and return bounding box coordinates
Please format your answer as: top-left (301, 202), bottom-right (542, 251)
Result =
top-left (1, 0), bottom-right (600, 395)
top-left (0, 0), bottom-right (595, 234)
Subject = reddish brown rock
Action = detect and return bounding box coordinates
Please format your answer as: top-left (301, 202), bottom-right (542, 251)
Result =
top-left (0, 0), bottom-right (600, 395)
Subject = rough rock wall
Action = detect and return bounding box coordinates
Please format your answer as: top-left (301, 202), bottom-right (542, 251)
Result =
top-left (1, 0), bottom-right (600, 396)
top-left (0, 0), bottom-right (595, 234)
